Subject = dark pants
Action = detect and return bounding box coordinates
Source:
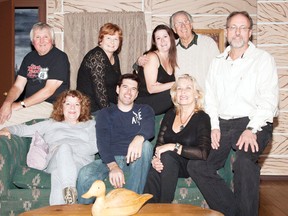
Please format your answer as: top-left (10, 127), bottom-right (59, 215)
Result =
top-left (187, 117), bottom-right (273, 216)
top-left (144, 151), bottom-right (190, 203)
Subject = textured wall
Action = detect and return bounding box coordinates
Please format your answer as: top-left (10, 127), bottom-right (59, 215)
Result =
top-left (46, 0), bottom-right (288, 176)
top-left (257, 1), bottom-right (288, 175)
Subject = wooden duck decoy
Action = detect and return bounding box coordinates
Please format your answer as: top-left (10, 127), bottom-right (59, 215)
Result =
top-left (82, 180), bottom-right (153, 216)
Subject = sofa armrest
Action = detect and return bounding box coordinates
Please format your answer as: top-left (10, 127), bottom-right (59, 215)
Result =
top-left (0, 135), bottom-right (31, 197)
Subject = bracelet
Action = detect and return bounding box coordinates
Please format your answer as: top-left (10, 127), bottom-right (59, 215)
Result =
top-left (20, 101), bottom-right (26, 108)
top-left (174, 143), bottom-right (181, 152)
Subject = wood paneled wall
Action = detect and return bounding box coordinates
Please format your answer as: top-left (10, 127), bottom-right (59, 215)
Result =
top-left (257, 1), bottom-right (288, 175)
top-left (46, 0), bottom-right (288, 176)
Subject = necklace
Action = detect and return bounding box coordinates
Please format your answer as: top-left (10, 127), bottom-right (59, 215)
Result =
top-left (179, 110), bottom-right (194, 131)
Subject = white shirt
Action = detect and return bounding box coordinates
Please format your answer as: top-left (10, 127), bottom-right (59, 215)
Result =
top-left (175, 34), bottom-right (220, 91)
top-left (205, 42), bottom-right (279, 132)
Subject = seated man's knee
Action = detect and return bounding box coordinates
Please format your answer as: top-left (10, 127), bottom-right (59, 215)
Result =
top-left (233, 156), bottom-right (258, 174)
top-left (142, 140), bottom-right (153, 155)
top-left (77, 167), bottom-right (90, 185)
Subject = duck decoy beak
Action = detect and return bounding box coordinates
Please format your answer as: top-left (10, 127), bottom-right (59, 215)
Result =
top-left (81, 180), bottom-right (105, 199)
top-left (82, 191), bottom-right (93, 199)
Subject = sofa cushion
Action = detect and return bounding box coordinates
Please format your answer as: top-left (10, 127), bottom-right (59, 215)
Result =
top-left (13, 166), bottom-right (51, 189)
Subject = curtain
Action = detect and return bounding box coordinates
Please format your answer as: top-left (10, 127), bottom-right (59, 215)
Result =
top-left (64, 12), bottom-right (147, 89)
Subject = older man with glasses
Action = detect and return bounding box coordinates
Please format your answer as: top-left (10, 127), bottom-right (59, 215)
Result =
top-left (169, 11), bottom-right (219, 91)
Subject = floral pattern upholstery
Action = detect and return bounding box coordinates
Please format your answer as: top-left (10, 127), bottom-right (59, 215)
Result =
top-left (0, 117), bottom-right (234, 215)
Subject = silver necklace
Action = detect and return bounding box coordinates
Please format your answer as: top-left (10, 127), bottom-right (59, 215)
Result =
top-left (179, 110), bottom-right (194, 131)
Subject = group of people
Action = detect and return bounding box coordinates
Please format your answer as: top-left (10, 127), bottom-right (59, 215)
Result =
top-left (0, 9), bottom-right (279, 216)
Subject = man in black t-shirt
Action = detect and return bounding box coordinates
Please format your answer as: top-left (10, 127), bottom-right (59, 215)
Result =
top-left (0, 22), bottom-right (70, 129)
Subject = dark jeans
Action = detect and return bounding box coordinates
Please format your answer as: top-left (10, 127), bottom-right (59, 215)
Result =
top-left (144, 151), bottom-right (190, 203)
top-left (187, 117), bottom-right (273, 216)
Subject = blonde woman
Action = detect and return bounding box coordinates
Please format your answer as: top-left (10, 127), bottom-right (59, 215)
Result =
top-left (144, 74), bottom-right (211, 203)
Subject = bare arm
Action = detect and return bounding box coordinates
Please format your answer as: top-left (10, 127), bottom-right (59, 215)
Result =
top-left (17, 79), bottom-right (63, 108)
top-left (0, 76), bottom-right (27, 123)
top-left (144, 52), bottom-right (174, 94)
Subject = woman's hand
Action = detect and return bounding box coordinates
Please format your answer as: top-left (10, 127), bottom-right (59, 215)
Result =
top-left (154, 144), bottom-right (175, 159)
top-left (211, 129), bottom-right (221, 150)
top-left (151, 156), bottom-right (164, 173)
top-left (0, 128), bottom-right (11, 139)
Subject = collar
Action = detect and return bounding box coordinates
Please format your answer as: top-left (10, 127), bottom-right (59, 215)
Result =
top-left (177, 31), bottom-right (198, 49)
top-left (221, 41), bottom-right (255, 60)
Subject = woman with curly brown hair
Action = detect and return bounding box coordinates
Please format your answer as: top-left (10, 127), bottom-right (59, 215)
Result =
top-left (0, 90), bottom-right (97, 205)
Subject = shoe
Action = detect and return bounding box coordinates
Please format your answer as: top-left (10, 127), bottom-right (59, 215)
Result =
top-left (63, 187), bottom-right (78, 204)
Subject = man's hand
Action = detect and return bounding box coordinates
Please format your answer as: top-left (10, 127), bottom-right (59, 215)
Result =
top-left (108, 162), bottom-right (125, 188)
top-left (0, 128), bottom-right (11, 139)
top-left (151, 156), bottom-right (164, 173)
top-left (211, 129), bottom-right (221, 149)
top-left (126, 135), bottom-right (144, 164)
top-left (0, 75), bottom-right (27, 124)
top-left (0, 102), bottom-right (13, 124)
top-left (236, 129), bottom-right (258, 152)
top-left (137, 55), bottom-right (149, 67)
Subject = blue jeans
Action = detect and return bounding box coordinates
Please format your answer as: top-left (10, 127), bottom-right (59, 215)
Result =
top-left (77, 140), bottom-right (153, 204)
top-left (187, 117), bottom-right (273, 216)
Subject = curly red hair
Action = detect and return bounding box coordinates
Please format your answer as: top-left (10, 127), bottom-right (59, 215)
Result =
top-left (51, 90), bottom-right (92, 122)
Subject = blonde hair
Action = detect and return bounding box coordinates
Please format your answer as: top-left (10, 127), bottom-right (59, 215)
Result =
top-left (170, 74), bottom-right (204, 114)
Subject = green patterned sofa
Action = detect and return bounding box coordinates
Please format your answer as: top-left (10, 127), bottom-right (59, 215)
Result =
top-left (0, 116), bottom-right (234, 215)
top-left (0, 120), bottom-right (51, 216)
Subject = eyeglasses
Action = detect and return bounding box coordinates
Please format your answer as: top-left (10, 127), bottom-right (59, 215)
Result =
top-left (227, 25), bottom-right (250, 32)
top-left (174, 20), bottom-right (191, 28)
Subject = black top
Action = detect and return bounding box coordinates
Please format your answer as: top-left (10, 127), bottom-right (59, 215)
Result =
top-left (137, 53), bottom-right (175, 97)
top-left (135, 52), bottom-right (175, 115)
top-left (77, 46), bottom-right (121, 112)
top-left (18, 46), bottom-right (70, 103)
top-left (156, 108), bottom-right (211, 160)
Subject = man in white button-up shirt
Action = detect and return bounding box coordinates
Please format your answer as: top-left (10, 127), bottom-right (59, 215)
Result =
top-left (187, 11), bottom-right (278, 216)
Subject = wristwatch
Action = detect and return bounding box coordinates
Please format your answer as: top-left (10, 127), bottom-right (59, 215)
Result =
top-left (174, 143), bottom-right (181, 152)
top-left (20, 101), bottom-right (26, 108)
top-left (246, 127), bottom-right (256, 134)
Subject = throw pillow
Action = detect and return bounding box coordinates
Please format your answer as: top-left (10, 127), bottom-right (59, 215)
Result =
top-left (26, 131), bottom-right (49, 170)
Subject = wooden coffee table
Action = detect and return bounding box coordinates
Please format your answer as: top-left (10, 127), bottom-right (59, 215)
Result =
top-left (19, 203), bottom-right (223, 215)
